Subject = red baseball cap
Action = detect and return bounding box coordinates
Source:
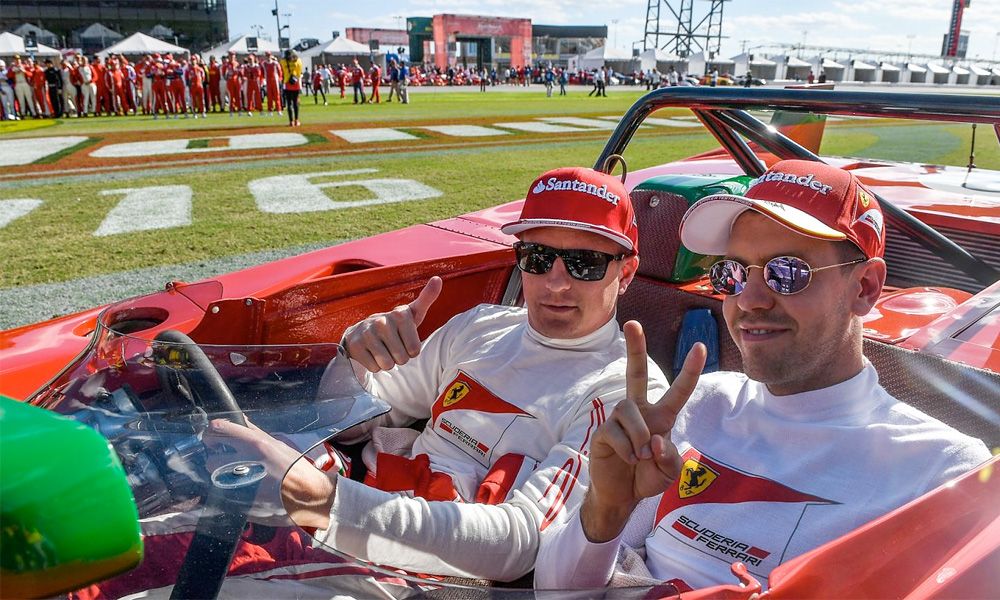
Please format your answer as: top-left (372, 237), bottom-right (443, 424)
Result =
top-left (501, 167), bottom-right (638, 253)
top-left (680, 160), bottom-right (885, 259)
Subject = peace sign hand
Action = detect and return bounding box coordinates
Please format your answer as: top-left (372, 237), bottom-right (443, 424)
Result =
top-left (581, 321), bottom-right (706, 542)
top-left (342, 276), bottom-right (442, 372)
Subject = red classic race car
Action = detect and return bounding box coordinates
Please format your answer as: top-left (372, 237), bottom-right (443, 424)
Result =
top-left (1, 88), bottom-right (998, 598)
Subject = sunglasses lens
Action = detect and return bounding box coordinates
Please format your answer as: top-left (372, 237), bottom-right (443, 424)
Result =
top-left (764, 257), bottom-right (812, 294)
top-left (709, 260), bottom-right (746, 295)
top-left (516, 245), bottom-right (554, 275)
top-left (563, 251), bottom-right (611, 281)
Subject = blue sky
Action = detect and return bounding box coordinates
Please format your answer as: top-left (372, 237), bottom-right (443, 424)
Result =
top-left (229, 0), bottom-right (1000, 62)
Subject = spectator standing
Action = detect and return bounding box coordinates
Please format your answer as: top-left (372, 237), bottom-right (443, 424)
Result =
top-left (207, 55), bottom-right (223, 112)
top-left (264, 53), bottom-right (283, 115)
top-left (818, 70), bottom-right (827, 84)
top-left (351, 59), bottom-right (367, 104)
top-left (29, 58), bottom-right (52, 117)
top-left (223, 53), bottom-right (241, 116)
top-left (312, 67), bottom-right (325, 104)
top-left (544, 66), bottom-right (554, 97)
top-left (78, 56), bottom-right (95, 117)
top-left (398, 60), bottom-right (410, 104)
top-left (710, 66), bottom-right (719, 87)
top-left (43, 59), bottom-right (62, 117)
top-left (187, 55), bottom-right (207, 117)
top-left (59, 59), bottom-right (77, 117)
top-left (337, 63), bottom-right (348, 98)
top-left (807, 70), bottom-right (815, 84)
top-left (386, 59), bottom-right (399, 102)
top-left (280, 49), bottom-right (302, 126)
top-left (320, 63), bottom-right (332, 97)
top-left (667, 66), bottom-right (678, 86)
top-left (302, 67), bottom-right (311, 96)
top-left (369, 61), bottom-right (382, 103)
top-left (597, 66), bottom-right (608, 97)
top-left (0, 60), bottom-right (16, 120)
top-left (558, 68), bottom-right (568, 95)
top-left (245, 54), bottom-right (263, 115)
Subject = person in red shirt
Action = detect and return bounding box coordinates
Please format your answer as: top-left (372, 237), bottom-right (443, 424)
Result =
top-left (29, 58), bottom-right (53, 117)
top-left (207, 56), bottom-right (222, 112)
top-left (150, 58), bottom-right (170, 119)
top-left (351, 58), bottom-right (366, 104)
top-left (311, 68), bottom-right (324, 104)
top-left (337, 63), bottom-right (348, 98)
top-left (137, 54), bottom-right (153, 114)
top-left (369, 62), bottom-right (381, 104)
top-left (187, 55), bottom-right (207, 118)
top-left (106, 56), bottom-right (128, 116)
top-left (224, 53), bottom-right (243, 116)
top-left (263, 52), bottom-right (283, 115)
top-left (169, 57), bottom-right (187, 117)
top-left (245, 53), bottom-right (263, 115)
top-left (91, 56), bottom-right (109, 115)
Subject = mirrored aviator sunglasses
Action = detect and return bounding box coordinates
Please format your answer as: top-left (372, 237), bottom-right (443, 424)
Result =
top-left (709, 256), bottom-right (866, 296)
top-left (513, 242), bottom-right (626, 282)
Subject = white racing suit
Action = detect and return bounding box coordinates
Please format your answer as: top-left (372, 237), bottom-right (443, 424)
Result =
top-left (535, 364), bottom-right (991, 591)
top-left (314, 304), bottom-right (668, 580)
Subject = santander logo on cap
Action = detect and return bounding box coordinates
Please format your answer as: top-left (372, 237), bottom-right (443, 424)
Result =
top-left (531, 177), bottom-right (622, 206)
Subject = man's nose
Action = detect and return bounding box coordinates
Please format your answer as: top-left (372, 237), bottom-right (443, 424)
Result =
top-left (735, 266), bottom-right (776, 312)
top-left (544, 257), bottom-right (573, 292)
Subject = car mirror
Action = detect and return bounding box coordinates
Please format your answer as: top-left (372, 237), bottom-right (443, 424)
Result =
top-left (0, 396), bottom-right (142, 598)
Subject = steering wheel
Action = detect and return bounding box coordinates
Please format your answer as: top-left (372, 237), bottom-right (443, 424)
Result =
top-left (150, 330), bottom-right (258, 599)
top-left (153, 329), bottom-right (247, 426)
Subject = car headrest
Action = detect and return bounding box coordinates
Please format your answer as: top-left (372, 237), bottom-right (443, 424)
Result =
top-left (632, 174), bottom-right (752, 281)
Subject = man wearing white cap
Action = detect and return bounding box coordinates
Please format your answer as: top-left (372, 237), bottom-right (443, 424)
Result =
top-left (535, 159), bottom-right (990, 591)
top-left (200, 166), bottom-right (670, 584)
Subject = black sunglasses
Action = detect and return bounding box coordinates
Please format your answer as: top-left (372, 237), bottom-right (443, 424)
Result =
top-left (709, 256), bottom-right (866, 296)
top-left (513, 242), bottom-right (626, 282)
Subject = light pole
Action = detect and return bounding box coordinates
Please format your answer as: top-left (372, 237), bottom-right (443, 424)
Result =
top-left (993, 32), bottom-right (999, 62)
top-left (906, 34), bottom-right (915, 60)
top-left (611, 19), bottom-right (619, 49)
top-left (393, 15), bottom-right (404, 31)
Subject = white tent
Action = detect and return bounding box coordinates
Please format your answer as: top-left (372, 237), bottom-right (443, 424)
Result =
top-left (951, 64), bottom-right (970, 85)
top-left (302, 37), bottom-right (381, 69)
top-left (75, 22), bottom-right (123, 50)
top-left (731, 52), bottom-right (777, 79)
top-left (686, 51), bottom-right (735, 78)
top-left (968, 64), bottom-right (991, 86)
top-left (98, 32), bottom-right (188, 60)
top-left (877, 61), bottom-right (900, 83)
top-left (203, 35), bottom-right (281, 61)
top-left (578, 45), bottom-right (636, 71)
top-left (773, 55), bottom-right (811, 81)
top-left (901, 62), bottom-right (926, 83)
top-left (638, 48), bottom-right (685, 72)
top-left (926, 61), bottom-right (950, 84)
top-left (12, 23), bottom-right (60, 48)
top-left (809, 57), bottom-right (845, 82)
top-left (0, 31), bottom-right (61, 59)
top-left (847, 59), bottom-right (877, 82)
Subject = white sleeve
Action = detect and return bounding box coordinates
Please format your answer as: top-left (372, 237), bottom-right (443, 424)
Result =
top-left (314, 384), bottom-right (622, 580)
top-left (534, 494), bottom-right (660, 589)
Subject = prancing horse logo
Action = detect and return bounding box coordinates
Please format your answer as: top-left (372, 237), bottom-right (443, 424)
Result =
top-left (678, 458), bottom-right (719, 498)
top-left (443, 380), bottom-right (471, 407)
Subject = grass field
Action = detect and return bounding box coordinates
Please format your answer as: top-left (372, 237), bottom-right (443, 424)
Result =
top-left (2, 88), bottom-right (998, 328)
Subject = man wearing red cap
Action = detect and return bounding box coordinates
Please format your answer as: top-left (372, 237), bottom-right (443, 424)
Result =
top-left (198, 166), bottom-right (670, 585)
top-left (535, 160), bottom-right (990, 591)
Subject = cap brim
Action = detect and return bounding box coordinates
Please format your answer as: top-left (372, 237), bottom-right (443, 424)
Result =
top-left (680, 194), bottom-right (845, 256)
top-left (501, 219), bottom-right (634, 252)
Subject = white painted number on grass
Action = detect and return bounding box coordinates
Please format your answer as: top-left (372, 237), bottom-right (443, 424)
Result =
top-left (90, 133), bottom-right (309, 158)
top-left (250, 169), bottom-right (442, 214)
top-left (0, 199), bottom-right (43, 228)
top-left (94, 185), bottom-right (192, 236)
top-left (0, 136), bottom-right (89, 166)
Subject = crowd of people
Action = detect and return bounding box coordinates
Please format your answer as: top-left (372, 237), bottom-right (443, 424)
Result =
top-left (0, 49), bottom-right (395, 122)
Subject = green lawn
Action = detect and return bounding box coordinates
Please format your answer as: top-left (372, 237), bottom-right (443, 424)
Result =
top-left (2, 92), bottom-right (998, 291)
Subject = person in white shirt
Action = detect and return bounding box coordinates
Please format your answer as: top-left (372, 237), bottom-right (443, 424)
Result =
top-left (534, 159), bottom-right (991, 591)
top-left (210, 165), bottom-right (669, 583)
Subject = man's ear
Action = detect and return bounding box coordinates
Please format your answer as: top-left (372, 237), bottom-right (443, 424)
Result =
top-left (853, 258), bottom-right (886, 316)
top-left (619, 255), bottom-right (639, 295)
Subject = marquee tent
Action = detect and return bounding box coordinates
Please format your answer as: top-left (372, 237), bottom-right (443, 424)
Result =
top-left (0, 31), bottom-right (61, 59)
top-left (773, 55), bottom-right (811, 80)
top-left (203, 35), bottom-right (280, 61)
top-left (687, 51), bottom-right (735, 77)
top-left (876, 61), bottom-right (900, 83)
top-left (847, 59), bottom-right (877, 82)
top-left (302, 37), bottom-right (381, 69)
top-left (926, 62), bottom-right (950, 84)
top-left (638, 48), bottom-right (685, 72)
top-left (12, 23), bottom-right (60, 48)
top-left (578, 45), bottom-right (637, 72)
top-left (731, 52), bottom-right (777, 79)
top-left (97, 32), bottom-right (188, 60)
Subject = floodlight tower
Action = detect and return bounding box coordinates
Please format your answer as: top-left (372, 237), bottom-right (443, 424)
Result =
top-left (942, 0), bottom-right (970, 58)
top-left (643, 0), bottom-right (730, 58)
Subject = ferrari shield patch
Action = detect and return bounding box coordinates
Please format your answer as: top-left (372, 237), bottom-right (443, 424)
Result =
top-left (443, 380), bottom-right (471, 407)
top-left (678, 458), bottom-right (718, 498)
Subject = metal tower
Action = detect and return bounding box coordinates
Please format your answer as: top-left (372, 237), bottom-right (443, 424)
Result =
top-left (644, 0), bottom-right (730, 58)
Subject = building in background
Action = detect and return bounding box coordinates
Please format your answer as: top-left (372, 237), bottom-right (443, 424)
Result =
top-left (346, 27), bottom-right (408, 55)
top-left (532, 24), bottom-right (607, 68)
top-left (0, 0), bottom-right (228, 52)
